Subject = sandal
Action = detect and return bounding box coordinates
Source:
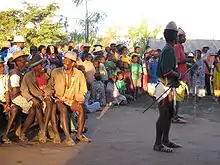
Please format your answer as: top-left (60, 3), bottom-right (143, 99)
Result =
top-left (153, 144), bottom-right (173, 153)
top-left (38, 131), bottom-right (47, 144)
top-left (2, 136), bottom-right (12, 144)
top-left (163, 141), bottom-right (182, 148)
top-left (76, 135), bottom-right (92, 143)
top-left (64, 138), bottom-right (75, 146)
top-left (52, 134), bottom-right (61, 144)
top-left (19, 133), bottom-right (28, 142)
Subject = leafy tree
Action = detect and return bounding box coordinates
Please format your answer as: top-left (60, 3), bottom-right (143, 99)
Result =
top-left (0, 3), bottom-right (68, 52)
top-left (127, 21), bottom-right (161, 51)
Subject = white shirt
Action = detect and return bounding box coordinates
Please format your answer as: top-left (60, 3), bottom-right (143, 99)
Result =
top-left (10, 74), bottom-right (20, 88)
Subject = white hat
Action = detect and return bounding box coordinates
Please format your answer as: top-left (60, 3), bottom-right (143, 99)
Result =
top-left (94, 42), bottom-right (102, 47)
top-left (93, 46), bottom-right (103, 53)
top-left (64, 51), bottom-right (77, 61)
top-left (165, 21), bottom-right (178, 31)
top-left (13, 36), bottom-right (25, 43)
top-left (188, 53), bottom-right (194, 57)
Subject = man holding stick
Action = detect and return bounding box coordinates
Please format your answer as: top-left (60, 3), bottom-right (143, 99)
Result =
top-left (153, 21), bottom-right (183, 153)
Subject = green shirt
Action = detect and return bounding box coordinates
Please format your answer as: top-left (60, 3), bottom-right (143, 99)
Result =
top-left (116, 80), bottom-right (126, 94)
top-left (129, 63), bottom-right (142, 80)
top-left (157, 44), bottom-right (178, 87)
top-left (104, 61), bottom-right (116, 77)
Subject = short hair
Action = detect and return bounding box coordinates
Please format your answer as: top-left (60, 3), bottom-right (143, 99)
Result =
top-left (163, 29), bottom-right (177, 43)
top-left (132, 54), bottom-right (138, 59)
top-left (38, 45), bottom-right (46, 52)
top-left (30, 45), bottom-right (38, 55)
top-left (117, 71), bottom-right (124, 76)
top-left (110, 43), bottom-right (116, 47)
top-left (134, 46), bottom-right (140, 50)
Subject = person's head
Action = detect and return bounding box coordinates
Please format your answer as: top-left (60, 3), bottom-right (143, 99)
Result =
top-left (123, 62), bottom-right (129, 69)
top-left (117, 60), bottom-right (124, 69)
top-left (106, 53), bottom-right (113, 61)
top-left (195, 49), bottom-right (202, 59)
top-left (202, 46), bottom-right (209, 54)
top-left (164, 21), bottom-right (178, 46)
top-left (63, 52), bottom-right (77, 71)
top-left (1, 41), bottom-right (11, 52)
top-left (30, 45), bottom-right (38, 55)
top-left (38, 45), bottom-right (46, 55)
top-left (121, 46), bottom-right (127, 55)
top-left (177, 28), bottom-right (186, 44)
top-left (93, 60), bottom-right (100, 69)
top-left (68, 46), bottom-right (74, 52)
top-left (109, 74), bottom-right (116, 83)
top-left (110, 43), bottom-right (117, 52)
top-left (14, 36), bottom-right (25, 49)
top-left (85, 53), bottom-right (93, 61)
top-left (12, 51), bottom-right (28, 70)
top-left (29, 54), bottom-right (45, 76)
top-left (132, 55), bottom-right (139, 63)
top-left (0, 59), bottom-right (5, 74)
top-left (117, 71), bottom-right (124, 81)
top-left (46, 45), bottom-right (58, 55)
top-left (95, 73), bottom-right (102, 81)
top-left (62, 43), bottom-right (69, 53)
top-left (69, 41), bottom-right (75, 48)
top-left (187, 52), bottom-right (194, 59)
top-left (99, 56), bottom-right (106, 64)
top-left (156, 49), bottom-right (162, 54)
top-left (83, 43), bottom-right (91, 53)
top-left (93, 46), bottom-right (104, 56)
top-left (105, 46), bottom-right (111, 53)
top-left (134, 46), bottom-right (141, 54)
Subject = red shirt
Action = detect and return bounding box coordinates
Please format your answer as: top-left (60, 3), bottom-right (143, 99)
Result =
top-left (174, 43), bottom-right (187, 81)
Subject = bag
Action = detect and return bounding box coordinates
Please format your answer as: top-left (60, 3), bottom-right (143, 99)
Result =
top-left (175, 81), bottom-right (189, 101)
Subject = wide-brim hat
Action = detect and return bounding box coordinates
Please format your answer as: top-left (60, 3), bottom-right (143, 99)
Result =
top-left (93, 46), bottom-right (103, 53)
top-left (64, 51), bottom-right (77, 61)
top-left (11, 51), bottom-right (28, 62)
top-left (29, 54), bottom-right (44, 68)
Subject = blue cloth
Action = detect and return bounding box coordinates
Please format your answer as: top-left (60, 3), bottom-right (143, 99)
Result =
top-left (150, 60), bottom-right (158, 84)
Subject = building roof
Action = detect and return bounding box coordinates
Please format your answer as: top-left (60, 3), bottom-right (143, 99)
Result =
top-left (148, 39), bottom-right (220, 53)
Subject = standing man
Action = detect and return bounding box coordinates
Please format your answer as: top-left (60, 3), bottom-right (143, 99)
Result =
top-left (154, 22), bottom-right (183, 153)
top-left (173, 28), bottom-right (189, 123)
top-left (45, 52), bottom-right (90, 146)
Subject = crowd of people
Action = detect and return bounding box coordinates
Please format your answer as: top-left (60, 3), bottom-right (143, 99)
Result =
top-left (0, 28), bottom-right (219, 147)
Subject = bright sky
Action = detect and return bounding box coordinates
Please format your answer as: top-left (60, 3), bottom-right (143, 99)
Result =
top-left (1, 0), bottom-right (220, 39)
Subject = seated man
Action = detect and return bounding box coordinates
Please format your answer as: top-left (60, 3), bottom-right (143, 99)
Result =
top-left (0, 58), bottom-right (12, 143)
top-left (45, 51), bottom-right (91, 146)
top-left (21, 54), bottom-right (53, 143)
top-left (7, 51), bottom-right (46, 142)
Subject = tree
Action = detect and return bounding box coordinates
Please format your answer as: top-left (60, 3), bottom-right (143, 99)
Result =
top-left (127, 21), bottom-right (161, 51)
top-left (0, 3), bottom-right (68, 52)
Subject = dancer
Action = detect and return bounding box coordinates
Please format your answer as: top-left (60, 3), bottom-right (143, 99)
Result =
top-left (153, 21), bottom-right (183, 153)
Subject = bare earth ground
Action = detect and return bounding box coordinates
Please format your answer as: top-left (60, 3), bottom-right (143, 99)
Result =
top-left (0, 95), bottom-right (220, 165)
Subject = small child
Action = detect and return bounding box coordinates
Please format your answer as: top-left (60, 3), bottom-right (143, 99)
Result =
top-left (129, 55), bottom-right (143, 100)
top-left (106, 75), bottom-right (127, 106)
top-left (104, 53), bottom-right (116, 78)
top-left (98, 56), bottom-right (108, 84)
top-left (90, 74), bottom-right (106, 107)
top-left (121, 62), bottom-right (133, 95)
top-left (116, 71), bottom-right (133, 101)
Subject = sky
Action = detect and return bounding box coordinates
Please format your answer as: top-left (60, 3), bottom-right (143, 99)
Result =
top-left (0, 0), bottom-right (220, 39)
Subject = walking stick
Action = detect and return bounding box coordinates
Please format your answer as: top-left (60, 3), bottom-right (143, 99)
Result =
top-left (142, 52), bottom-right (210, 114)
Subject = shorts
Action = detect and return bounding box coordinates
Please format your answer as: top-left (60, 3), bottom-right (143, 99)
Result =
top-left (12, 95), bottom-right (33, 114)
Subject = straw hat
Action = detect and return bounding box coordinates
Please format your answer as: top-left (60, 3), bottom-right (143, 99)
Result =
top-left (93, 46), bottom-right (103, 53)
top-left (11, 51), bottom-right (28, 62)
top-left (13, 36), bottom-right (25, 43)
top-left (64, 51), bottom-right (77, 61)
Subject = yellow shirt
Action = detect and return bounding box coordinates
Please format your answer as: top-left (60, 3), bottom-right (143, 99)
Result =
top-left (120, 55), bottom-right (131, 64)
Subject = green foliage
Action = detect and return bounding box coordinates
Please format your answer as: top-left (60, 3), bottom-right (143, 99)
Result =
top-left (0, 3), bottom-right (68, 52)
top-left (127, 21), bottom-right (161, 51)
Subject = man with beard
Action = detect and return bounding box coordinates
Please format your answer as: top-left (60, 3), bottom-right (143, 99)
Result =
top-left (173, 28), bottom-right (190, 123)
top-left (45, 51), bottom-right (90, 146)
top-left (154, 22), bottom-right (183, 153)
